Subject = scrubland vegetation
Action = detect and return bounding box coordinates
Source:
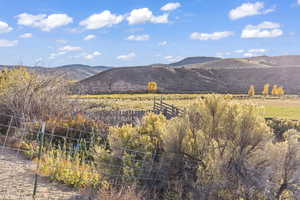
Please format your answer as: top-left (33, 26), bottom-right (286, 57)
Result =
top-left (1, 68), bottom-right (300, 199)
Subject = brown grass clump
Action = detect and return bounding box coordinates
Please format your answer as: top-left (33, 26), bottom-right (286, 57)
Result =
top-left (97, 187), bottom-right (143, 200)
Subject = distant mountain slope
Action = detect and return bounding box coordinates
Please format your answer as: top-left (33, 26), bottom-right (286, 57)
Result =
top-left (75, 55), bottom-right (300, 94)
top-left (247, 55), bottom-right (300, 67)
top-left (170, 56), bottom-right (221, 66)
top-left (183, 58), bottom-right (271, 69)
top-left (74, 65), bottom-right (227, 94)
top-left (0, 64), bottom-right (111, 80)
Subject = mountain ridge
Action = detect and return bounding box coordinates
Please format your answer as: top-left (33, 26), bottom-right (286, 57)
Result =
top-left (74, 55), bottom-right (300, 94)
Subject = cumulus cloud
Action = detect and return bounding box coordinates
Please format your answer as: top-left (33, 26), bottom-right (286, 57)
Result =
top-left (159, 41), bottom-right (168, 46)
top-left (0, 21), bottom-right (13, 33)
top-left (127, 8), bottom-right (168, 25)
top-left (161, 2), bottom-right (181, 11)
top-left (241, 21), bottom-right (283, 38)
top-left (84, 34), bottom-right (96, 41)
top-left (0, 39), bottom-right (18, 47)
top-left (248, 48), bottom-right (268, 53)
top-left (16, 13), bottom-right (73, 31)
top-left (190, 31), bottom-right (234, 40)
top-left (59, 45), bottom-right (81, 52)
top-left (20, 33), bottom-right (32, 38)
top-left (229, 2), bottom-right (275, 20)
top-left (298, 0), bottom-right (300, 5)
top-left (80, 10), bottom-right (124, 29)
top-left (127, 34), bottom-right (150, 41)
top-left (117, 52), bottom-right (136, 61)
top-left (84, 51), bottom-right (102, 60)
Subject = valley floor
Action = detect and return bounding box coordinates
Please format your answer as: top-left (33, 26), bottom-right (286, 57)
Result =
top-left (73, 94), bottom-right (300, 120)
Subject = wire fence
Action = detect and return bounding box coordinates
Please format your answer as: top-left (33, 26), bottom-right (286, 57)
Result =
top-left (0, 112), bottom-right (177, 200)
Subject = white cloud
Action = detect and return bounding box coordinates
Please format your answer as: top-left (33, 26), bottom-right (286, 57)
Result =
top-left (0, 21), bottom-right (13, 33)
top-left (59, 45), bottom-right (81, 52)
top-left (165, 55), bottom-right (183, 62)
top-left (84, 51), bottom-right (102, 60)
top-left (117, 52), bottom-right (136, 61)
top-left (80, 10), bottom-right (124, 29)
top-left (229, 2), bottom-right (275, 20)
top-left (49, 51), bottom-right (66, 59)
top-left (190, 31), bottom-right (234, 40)
top-left (84, 34), bottom-right (96, 41)
top-left (20, 33), bottom-right (32, 38)
top-left (127, 34), bottom-right (150, 41)
top-left (248, 48), bottom-right (267, 53)
top-left (16, 13), bottom-right (73, 31)
top-left (159, 41), bottom-right (168, 46)
top-left (127, 8), bottom-right (169, 25)
top-left (298, 0), bottom-right (300, 5)
top-left (244, 53), bottom-right (255, 57)
top-left (161, 2), bottom-right (181, 11)
top-left (0, 39), bottom-right (18, 47)
top-left (241, 21), bottom-right (283, 38)
top-left (234, 49), bottom-right (245, 53)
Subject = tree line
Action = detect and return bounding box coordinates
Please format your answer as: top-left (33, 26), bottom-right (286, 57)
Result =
top-left (248, 84), bottom-right (285, 97)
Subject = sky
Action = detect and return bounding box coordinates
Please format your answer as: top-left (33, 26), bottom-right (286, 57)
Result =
top-left (0, 0), bottom-right (299, 67)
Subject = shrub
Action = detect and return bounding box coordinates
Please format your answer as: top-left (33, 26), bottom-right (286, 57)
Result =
top-left (38, 147), bottom-right (101, 188)
top-left (266, 118), bottom-right (300, 142)
top-left (28, 113), bottom-right (109, 150)
top-left (160, 95), bottom-right (272, 199)
top-left (90, 95), bottom-right (300, 199)
top-left (96, 186), bottom-right (144, 200)
top-left (93, 112), bottom-right (167, 195)
top-left (0, 67), bottom-right (73, 127)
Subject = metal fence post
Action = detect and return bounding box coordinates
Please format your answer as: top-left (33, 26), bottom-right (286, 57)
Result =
top-left (33, 122), bottom-right (46, 199)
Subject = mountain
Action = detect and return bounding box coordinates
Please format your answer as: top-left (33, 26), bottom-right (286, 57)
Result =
top-left (74, 55), bottom-right (300, 94)
top-left (170, 56), bottom-right (221, 67)
top-left (0, 64), bottom-right (111, 80)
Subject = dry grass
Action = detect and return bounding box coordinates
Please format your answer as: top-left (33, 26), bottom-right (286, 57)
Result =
top-left (72, 94), bottom-right (300, 120)
top-left (96, 187), bottom-right (143, 200)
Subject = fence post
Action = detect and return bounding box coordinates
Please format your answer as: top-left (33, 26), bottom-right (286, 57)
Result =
top-left (1, 115), bottom-right (13, 152)
top-left (33, 122), bottom-right (46, 199)
top-left (160, 97), bottom-right (163, 113)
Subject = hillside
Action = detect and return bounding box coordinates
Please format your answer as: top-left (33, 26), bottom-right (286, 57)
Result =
top-left (75, 55), bottom-right (300, 94)
top-left (170, 56), bottom-right (221, 67)
top-left (0, 64), bottom-right (111, 80)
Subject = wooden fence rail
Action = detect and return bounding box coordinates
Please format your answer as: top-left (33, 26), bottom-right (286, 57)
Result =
top-left (153, 97), bottom-right (184, 119)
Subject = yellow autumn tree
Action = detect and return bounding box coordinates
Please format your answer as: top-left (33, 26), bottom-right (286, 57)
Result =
top-left (147, 81), bottom-right (158, 93)
top-left (248, 85), bottom-right (255, 97)
top-left (271, 85), bottom-right (279, 96)
top-left (277, 86), bottom-right (285, 96)
top-left (262, 84), bottom-right (270, 96)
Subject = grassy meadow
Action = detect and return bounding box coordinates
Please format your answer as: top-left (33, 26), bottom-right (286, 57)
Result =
top-left (72, 94), bottom-right (300, 120)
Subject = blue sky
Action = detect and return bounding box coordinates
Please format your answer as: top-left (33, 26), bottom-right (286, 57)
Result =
top-left (0, 0), bottom-right (299, 67)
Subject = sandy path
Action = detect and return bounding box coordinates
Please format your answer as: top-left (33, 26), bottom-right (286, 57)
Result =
top-left (0, 148), bottom-right (87, 200)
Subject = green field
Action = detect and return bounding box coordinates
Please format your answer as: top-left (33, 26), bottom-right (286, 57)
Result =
top-left (74, 94), bottom-right (300, 120)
